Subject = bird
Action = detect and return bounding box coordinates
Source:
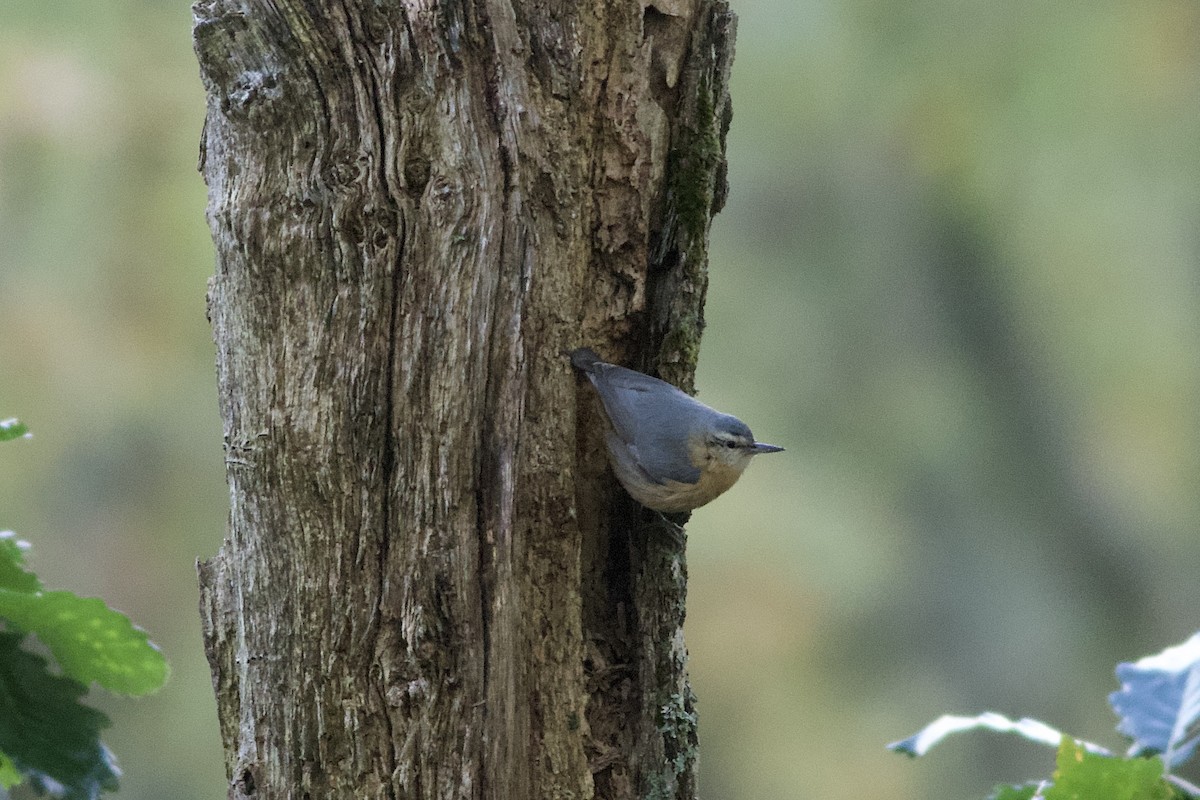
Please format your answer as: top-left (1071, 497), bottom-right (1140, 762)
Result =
top-left (571, 347), bottom-right (783, 513)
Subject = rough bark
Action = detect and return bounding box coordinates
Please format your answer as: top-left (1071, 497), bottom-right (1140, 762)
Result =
top-left (193, 1), bottom-right (735, 798)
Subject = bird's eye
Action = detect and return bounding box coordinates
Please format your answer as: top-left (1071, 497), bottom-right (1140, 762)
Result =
top-left (725, 440), bottom-right (738, 449)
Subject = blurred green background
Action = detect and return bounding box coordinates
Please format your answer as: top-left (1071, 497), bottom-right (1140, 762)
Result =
top-left (1, 1), bottom-right (1198, 798)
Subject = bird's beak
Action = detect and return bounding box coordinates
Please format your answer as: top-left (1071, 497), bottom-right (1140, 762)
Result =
top-left (752, 442), bottom-right (784, 454)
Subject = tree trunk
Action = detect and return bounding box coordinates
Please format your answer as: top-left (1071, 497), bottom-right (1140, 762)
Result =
top-left (193, 2), bottom-right (735, 798)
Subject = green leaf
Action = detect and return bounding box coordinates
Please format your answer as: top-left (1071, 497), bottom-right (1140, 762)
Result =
top-left (889, 712), bottom-right (1081, 757)
top-left (0, 419), bottom-right (29, 442)
top-left (0, 531), bottom-right (41, 594)
top-left (1111, 632), bottom-right (1200, 768)
top-left (988, 783), bottom-right (1043, 800)
top-left (1046, 738), bottom-right (1172, 800)
top-left (0, 750), bottom-right (22, 789)
top-left (0, 630), bottom-right (120, 799)
top-left (0, 590), bottom-right (168, 695)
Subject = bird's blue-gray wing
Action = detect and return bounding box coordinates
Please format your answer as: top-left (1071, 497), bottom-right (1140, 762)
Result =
top-left (587, 363), bottom-right (703, 485)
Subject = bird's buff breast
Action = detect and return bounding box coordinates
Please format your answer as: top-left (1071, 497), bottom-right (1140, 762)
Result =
top-left (617, 460), bottom-right (747, 513)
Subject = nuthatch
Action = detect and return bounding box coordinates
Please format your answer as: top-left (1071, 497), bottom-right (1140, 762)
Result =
top-left (571, 347), bottom-right (783, 513)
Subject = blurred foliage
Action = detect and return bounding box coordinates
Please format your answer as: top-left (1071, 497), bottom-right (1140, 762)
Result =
top-left (1, 1), bottom-right (1198, 798)
top-left (0, 630), bottom-right (120, 800)
top-left (0, 420), bottom-right (29, 442)
top-left (890, 632), bottom-right (1200, 797)
top-left (0, 426), bottom-right (168, 798)
top-left (0, 3), bottom-right (224, 798)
